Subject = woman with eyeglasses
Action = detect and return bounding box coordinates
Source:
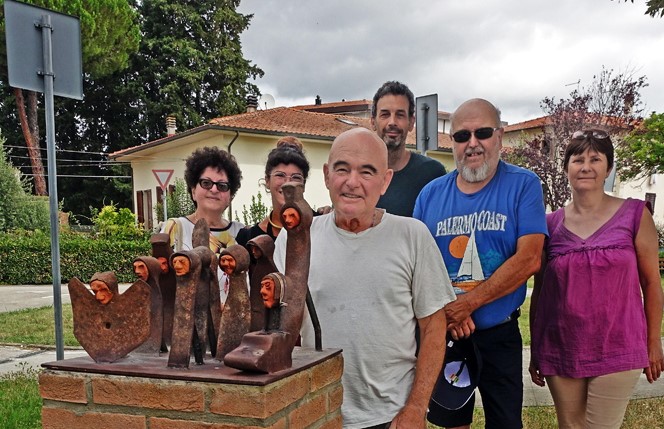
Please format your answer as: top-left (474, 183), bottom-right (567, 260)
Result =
top-left (529, 129), bottom-right (663, 428)
top-left (235, 136), bottom-right (310, 247)
top-left (162, 146), bottom-right (244, 303)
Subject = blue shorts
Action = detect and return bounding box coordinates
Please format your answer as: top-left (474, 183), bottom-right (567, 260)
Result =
top-left (428, 314), bottom-right (523, 429)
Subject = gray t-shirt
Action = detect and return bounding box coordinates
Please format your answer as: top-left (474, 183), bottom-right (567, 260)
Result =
top-left (274, 212), bottom-right (456, 428)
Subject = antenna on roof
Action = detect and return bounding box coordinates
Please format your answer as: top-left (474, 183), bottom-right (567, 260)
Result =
top-left (258, 94), bottom-right (276, 110)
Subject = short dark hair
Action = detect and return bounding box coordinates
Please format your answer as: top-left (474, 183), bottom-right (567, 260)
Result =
top-left (265, 136), bottom-right (310, 180)
top-left (371, 81), bottom-right (415, 118)
top-left (564, 129), bottom-right (614, 171)
top-left (184, 147), bottom-right (242, 205)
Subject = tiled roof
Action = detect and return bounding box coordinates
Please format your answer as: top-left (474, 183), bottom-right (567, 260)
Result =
top-left (110, 106), bottom-right (453, 159)
top-left (209, 107), bottom-right (371, 138)
top-left (211, 107), bottom-right (453, 150)
top-left (503, 116), bottom-right (551, 132)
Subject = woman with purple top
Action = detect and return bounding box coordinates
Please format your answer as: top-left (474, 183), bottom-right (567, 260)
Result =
top-left (529, 129), bottom-right (663, 429)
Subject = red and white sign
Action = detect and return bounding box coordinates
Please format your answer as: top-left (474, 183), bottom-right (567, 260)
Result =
top-left (152, 169), bottom-right (174, 190)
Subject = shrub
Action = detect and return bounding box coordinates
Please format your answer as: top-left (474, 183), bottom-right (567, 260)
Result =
top-left (0, 136), bottom-right (50, 232)
top-left (0, 230), bottom-right (150, 284)
top-left (90, 203), bottom-right (149, 240)
top-left (236, 192), bottom-right (269, 226)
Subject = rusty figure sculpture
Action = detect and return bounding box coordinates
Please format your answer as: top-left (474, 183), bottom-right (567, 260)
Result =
top-left (260, 272), bottom-right (288, 331)
top-left (246, 235), bottom-right (277, 331)
top-left (68, 271), bottom-right (151, 363)
top-left (167, 247), bottom-right (210, 368)
top-left (224, 182), bottom-right (312, 373)
top-left (150, 233), bottom-right (176, 351)
top-left (132, 256), bottom-right (164, 354)
top-left (216, 244), bottom-right (251, 359)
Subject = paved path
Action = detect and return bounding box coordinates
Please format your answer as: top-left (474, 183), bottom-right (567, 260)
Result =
top-left (1, 284), bottom-right (663, 406)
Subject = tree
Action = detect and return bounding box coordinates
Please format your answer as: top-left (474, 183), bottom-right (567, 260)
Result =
top-left (505, 67), bottom-right (647, 210)
top-left (620, 0), bottom-right (664, 18)
top-left (0, 0), bottom-right (140, 195)
top-left (617, 112), bottom-right (664, 180)
top-left (0, 132), bottom-right (49, 231)
top-left (132, 0), bottom-right (264, 141)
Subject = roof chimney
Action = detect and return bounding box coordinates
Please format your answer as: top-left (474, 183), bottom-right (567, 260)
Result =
top-left (246, 94), bottom-right (258, 113)
top-left (315, 95), bottom-right (322, 105)
top-left (166, 116), bottom-right (177, 136)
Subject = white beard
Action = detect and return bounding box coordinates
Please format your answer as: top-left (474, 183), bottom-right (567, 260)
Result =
top-left (458, 162), bottom-right (490, 183)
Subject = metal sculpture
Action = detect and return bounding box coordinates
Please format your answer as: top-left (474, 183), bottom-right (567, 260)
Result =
top-left (68, 272), bottom-right (151, 363)
top-left (150, 233), bottom-right (175, 351)
top-left (224, 182), bottom-right (313, 373)
top-left (132, 256), bottom-right (164, 354)
top-left (246, 235), bottom-right (277, 331)
top-left (216, 244), bottom-right (251, 359)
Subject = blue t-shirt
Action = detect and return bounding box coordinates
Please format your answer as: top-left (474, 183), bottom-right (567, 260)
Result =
top-left (414, 160), bottom-right (547, 329)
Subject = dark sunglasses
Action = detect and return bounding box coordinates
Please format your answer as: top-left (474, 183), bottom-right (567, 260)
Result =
top-left (571, 130), bottom-right (609, 141)
top-left (452, 127), bottom-right (500, 143)
top-left (198, 178), bottom-right (230, 192)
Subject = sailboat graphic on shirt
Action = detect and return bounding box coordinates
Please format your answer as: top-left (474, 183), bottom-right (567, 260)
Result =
top-left (452, 229), bottom-right (484, 294)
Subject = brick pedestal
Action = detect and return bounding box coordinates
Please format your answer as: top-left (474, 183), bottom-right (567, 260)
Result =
top-left (40, 348), bottom-right (343, 429)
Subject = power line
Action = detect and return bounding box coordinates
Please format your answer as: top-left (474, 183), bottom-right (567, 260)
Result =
top-left (22, 173), bottom-right (132, 179)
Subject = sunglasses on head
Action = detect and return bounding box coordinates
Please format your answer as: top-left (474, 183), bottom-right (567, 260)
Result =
top-left (571, 130), bottom-right (609, 141)
top-left (452, 127), bottom-right (500, 143)
top-left (198, 178), bottom-right (230, 192)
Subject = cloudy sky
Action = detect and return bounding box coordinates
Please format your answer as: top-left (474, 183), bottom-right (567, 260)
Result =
top-left (236, 0), bottom-right (664, 125)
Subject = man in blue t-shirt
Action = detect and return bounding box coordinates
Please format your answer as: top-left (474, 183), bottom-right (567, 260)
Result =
top-left (414, 98), bottom-right (547, 429)
top-left (372, 81), bottom-right (446, 217)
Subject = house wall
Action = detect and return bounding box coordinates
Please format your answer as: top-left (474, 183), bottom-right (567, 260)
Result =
top-left (426, 150), bottom-right (455, 173)
top-left (615, 174), bottom-right (664, 224)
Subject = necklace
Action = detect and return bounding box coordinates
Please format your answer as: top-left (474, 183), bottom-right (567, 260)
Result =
top-left (267, 211), bottom-right (282, 229)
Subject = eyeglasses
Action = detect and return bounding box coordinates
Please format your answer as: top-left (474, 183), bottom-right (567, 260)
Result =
top-left (198, 178), bottom-right (230, 192)
top-left (571, 130), bottom-right (609, 141)
top-left (452, 127), bottom-right (500, 143)
top-left (269, 171), bottom-right (305, 183)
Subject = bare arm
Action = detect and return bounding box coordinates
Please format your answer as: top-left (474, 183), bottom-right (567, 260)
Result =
top-left (445, 233), bottom-right (545, 326)
top-left (390, 308), bottom-right (446, 429)
top-left (528, 249), bottom-right (547, 387)
top-left (635, 207), bottom-right (664, 383)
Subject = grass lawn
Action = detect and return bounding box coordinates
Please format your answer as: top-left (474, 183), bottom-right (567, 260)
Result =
top-left (0, 365), bottom-right (42, 429)
top-left (0, 304), bottom-right (78, 347)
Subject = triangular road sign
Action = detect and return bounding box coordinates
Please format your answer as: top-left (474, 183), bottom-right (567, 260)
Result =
top-left (152, 169), bottom-right (174, 190)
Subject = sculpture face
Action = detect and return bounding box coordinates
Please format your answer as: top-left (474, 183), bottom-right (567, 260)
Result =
top-left (157, 257), bottom-right (169, 273)
top-left (249, 244), bottom-right (263, 260)
top-left (133, 261), bottom-right (149, 281)
top-left (219, 254), bottom-right (236, 275)
top-left (172, 256), bottom-right (191, 276)
top-left (282, 207), bottom-right (300, 229)
top-left (260, 277), bottom-right (277, 309)
top-left (90, 280), bottom-right (113, 305)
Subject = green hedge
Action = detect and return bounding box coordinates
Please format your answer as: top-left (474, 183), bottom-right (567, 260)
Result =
top-left (0, 232), bottom-right (150, 284)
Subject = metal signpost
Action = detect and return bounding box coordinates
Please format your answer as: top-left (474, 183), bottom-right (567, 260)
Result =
top-left (416, 94), bottom-right (439, 154)
top-left (4, 0), bottom-right (83, 360)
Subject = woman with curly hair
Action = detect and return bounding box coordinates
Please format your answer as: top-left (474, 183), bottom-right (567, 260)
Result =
top-left (162, 146), bottom-right (244, 303)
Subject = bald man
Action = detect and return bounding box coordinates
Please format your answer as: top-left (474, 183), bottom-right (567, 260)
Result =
top-left (414, 99), bottom-right (547, 429)
top-left (274, 128), bottom-right (456, 429)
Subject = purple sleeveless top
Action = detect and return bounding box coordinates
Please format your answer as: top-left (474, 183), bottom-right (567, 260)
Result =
top-left (532, 198), bottom-right (649, 378)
